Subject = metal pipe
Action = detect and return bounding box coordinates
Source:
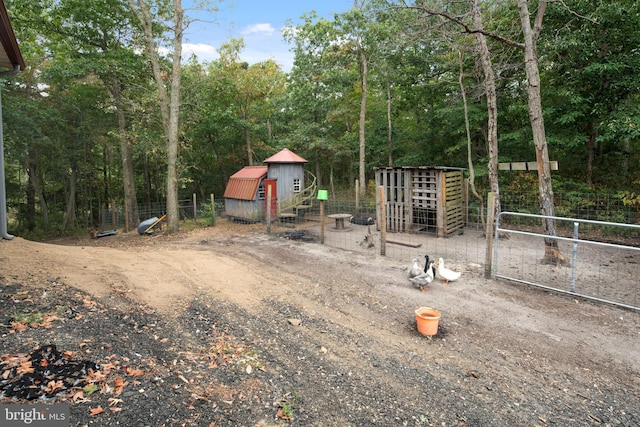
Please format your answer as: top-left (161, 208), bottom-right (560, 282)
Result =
top-left (571, 222), bottom-right (578, 293)
top-left (0, 66), bottom-right (23, 239)
top-left (495, 274), bottom-right (639, 313)
top-left (0, 81), bottom-right (14, 239)
top-left (494, 211), bottom-right (640, 311)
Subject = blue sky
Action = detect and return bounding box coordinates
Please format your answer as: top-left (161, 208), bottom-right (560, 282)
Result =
top-left (182, 0), bottom-right (354, 72)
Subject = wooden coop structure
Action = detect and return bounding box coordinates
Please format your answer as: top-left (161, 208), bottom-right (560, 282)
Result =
top-left (223, 148), bottom-right (317, 223)
top-left (375, 166), bottom-right (466, 237)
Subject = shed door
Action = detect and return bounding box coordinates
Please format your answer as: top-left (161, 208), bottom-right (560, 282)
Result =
top-left (264, 179), bottom-right (277, 220)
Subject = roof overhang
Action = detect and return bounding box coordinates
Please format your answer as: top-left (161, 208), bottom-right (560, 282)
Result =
top-left (0, 0), bottom-right (24, 73)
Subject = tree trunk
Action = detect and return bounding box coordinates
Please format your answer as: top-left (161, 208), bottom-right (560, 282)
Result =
top-left (458, 48), bottom-right (484, 230)
top-left (586, 123), bottom-right (596, 188)
top-left (62, 167), bottom-right (77, 232)
top-left (130, 0), bottom-right (183, 233)
top-left (109, 76), bottom-right (139, 232)
top-left (358, 46), bottom-right (368, 202)
top-left (472, 0), bottom-right (498, 230)
top-left (517, 0), bottom-right (566, 265)
top-left (386, 76), bottom-right (393, 167)
top-left (26, 147), bottom-right (37, 232)
top-left (244, 112), bottom-right (252, 166)
top-left (165, 0), bottom-right (183, 233)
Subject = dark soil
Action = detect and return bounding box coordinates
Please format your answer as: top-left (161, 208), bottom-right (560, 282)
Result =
top-left (1, 223), bottom-right (638, 426)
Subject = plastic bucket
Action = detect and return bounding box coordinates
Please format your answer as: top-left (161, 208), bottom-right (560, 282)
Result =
top-left (317, 189), bottom-right (328, 200)
top-left (415, 307), bottom-right (441, 336)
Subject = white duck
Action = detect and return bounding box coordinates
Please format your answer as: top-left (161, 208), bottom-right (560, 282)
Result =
top-left (435, 257), bottom-right (461, 285)
top-left (409, 260), bottom-right (435, 292)
top-left (407, 258), bottom-right (423, 279)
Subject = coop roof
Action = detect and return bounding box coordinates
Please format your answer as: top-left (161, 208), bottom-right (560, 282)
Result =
top-left (223, 166), bottom-right (268, 200)
top-left (264, 148), bottom-right (308, 164)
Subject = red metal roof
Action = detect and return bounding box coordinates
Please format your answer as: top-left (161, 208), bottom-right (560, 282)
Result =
top-left (263, 148), bottom-right (307, 164)
top-left (223, 166), bottom-right (267, 200)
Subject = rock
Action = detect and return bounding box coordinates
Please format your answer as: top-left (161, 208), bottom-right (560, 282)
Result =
top-left (287, 318), bottom-right (301, 326)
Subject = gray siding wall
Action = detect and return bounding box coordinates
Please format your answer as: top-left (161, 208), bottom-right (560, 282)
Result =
top-left (267, 164), bottom-right (305, 204)
top-left (224, 198), bottom-right (264, 221)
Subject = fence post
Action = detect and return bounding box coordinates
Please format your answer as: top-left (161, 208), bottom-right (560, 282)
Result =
top-left (378, 186), bottom-right (386, 256)
top-left (210, 193), bottom-right (215, 225)
top-left (485, 192), bottom-right (496, 278)
top-left (320, 199), bottom-right (325, 244)
top-left (193, 193), bottom-right (197, 220)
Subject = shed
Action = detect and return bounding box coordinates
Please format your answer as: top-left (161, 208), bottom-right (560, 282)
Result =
top-left (223, 148), bottom-right (317, 222)
top-left (223, 166), bottom-right (268, 222)
top-left (375, 166), bottom-right (466, 237)
top-left (264, 148), bottom-right (308, 206)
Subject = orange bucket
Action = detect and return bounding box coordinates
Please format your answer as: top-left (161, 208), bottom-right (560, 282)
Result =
top-left (415, 307), bottom-right (441, 336)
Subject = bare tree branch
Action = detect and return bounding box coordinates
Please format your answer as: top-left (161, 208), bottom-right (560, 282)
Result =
top-left (395, 1), bottom-right (525, 49)
top-left (532, 0), bottom-right (548, 42)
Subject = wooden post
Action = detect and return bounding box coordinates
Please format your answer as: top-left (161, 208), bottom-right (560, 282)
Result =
top-left (193, 193), bottom-right (197, 221)
top-left (355, 179), bottom-right (360, 210)
top-left (485, 192), bottom-right (496, 278)
top-left (378, 186), bottom-right (386, 256)
top-left (266, 186), bottom-right (272, 234)
top-left (210, 193), bottom-right (215, 225)
top-left (320, 199), bottom-right (325, 244)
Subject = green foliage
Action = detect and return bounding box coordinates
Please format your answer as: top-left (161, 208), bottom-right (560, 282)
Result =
top-left (5, 0), bottom-right (640, 237)
top-left (197, 201), bottom-right (218, 227)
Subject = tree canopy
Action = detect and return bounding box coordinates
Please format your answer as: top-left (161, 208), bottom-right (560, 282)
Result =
top-left (3, 0), bottom-right (640, 236)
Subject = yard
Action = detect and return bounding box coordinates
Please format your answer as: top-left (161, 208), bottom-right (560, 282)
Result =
top-left (1, 221), bottom-right (638, 426)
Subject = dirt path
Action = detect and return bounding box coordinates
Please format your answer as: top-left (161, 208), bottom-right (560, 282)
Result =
top-left (1, 224), bottom-right (638, 426)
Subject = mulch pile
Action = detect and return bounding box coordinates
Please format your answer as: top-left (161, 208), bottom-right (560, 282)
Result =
top-left (1, 344), bottom-right (98, 400)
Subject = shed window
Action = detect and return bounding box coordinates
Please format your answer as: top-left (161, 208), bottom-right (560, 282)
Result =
top-left (258, 183), bottom-right (265, 199)
top-left (293, 178), bottom-right (301, 193)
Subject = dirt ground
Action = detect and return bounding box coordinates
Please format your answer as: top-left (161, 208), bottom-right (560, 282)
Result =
top-left (1, 221), bottom-right (639, 427)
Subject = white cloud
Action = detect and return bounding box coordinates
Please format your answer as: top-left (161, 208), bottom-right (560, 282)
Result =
top-left (241, 23), bottom-right (275, 36)
top-left (182, 43), bottom-right (218, 62)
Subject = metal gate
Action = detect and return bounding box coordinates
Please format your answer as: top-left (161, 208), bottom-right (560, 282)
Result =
top-left (493, 212), bottom-right (640, 311)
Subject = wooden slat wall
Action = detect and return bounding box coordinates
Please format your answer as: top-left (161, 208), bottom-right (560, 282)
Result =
top-left (411, 169), bottom-right (437, 209)
top-left (375, 167), bottom-right (465, 236)
top-left (444, 171), bottom-right (465, 234)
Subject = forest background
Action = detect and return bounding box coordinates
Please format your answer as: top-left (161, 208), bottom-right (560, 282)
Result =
top-left (3, 0), bottom-right (640, 238)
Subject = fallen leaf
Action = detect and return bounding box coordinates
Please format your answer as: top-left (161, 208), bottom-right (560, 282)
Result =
top-left (43, 380), bottom-right (64, 394)
top-left (109, 407), bottom-right (122, 413)
top-left (16, 361), bottom-right (34, 375)
top-left (108, 397), bottom-right (123, 407)
top-left (12, 322), bottom-right (28, 332)
top-left (89, 406), bottom-right (104, 416)
top-left (114, 376), bottom-right (126, 388)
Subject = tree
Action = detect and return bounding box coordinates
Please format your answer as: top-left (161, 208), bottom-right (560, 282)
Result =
top-left (129, 0), bottom-right (184, 233)
top-left (541, 0), bottom-right (640, 188)
top-left (401, 0), bottom-right (564, 263)
top-left (516, 0), bottom-right (564, 263)
top-left (48, 0), bottom-right (146, 232)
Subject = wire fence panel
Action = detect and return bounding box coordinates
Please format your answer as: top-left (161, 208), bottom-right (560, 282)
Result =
top-left (265, 199), bottom-right (488, 281)
top-left (494, 212), bottom-right (640, 311)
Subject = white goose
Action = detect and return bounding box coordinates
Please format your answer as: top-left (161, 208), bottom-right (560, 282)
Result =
top-left (435, 257), bottom-right (461, 285)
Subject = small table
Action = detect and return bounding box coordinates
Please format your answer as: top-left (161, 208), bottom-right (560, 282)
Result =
top-left (327, 213), bottom-right (351, 230)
